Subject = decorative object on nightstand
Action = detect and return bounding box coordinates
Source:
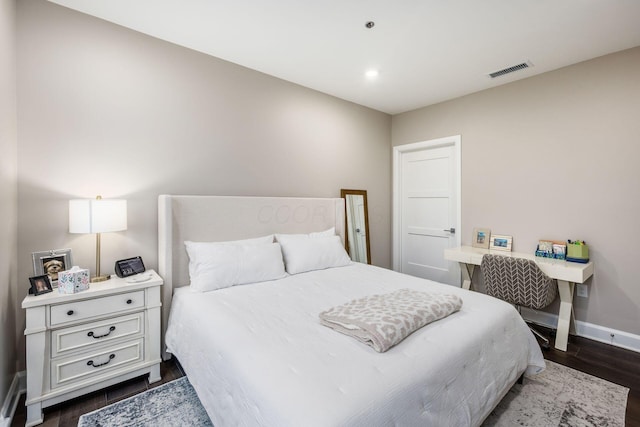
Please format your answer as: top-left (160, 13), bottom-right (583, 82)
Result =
top-left (115, 256), bottom-right (146, 278)
top-left (69, 196), bottom-right (127, 282)
top-left (31, 248), bottom-right (73, 287)
top-left (22, 270), bottom-right (163, 427)
top-left (57, 265), bottom-right (90, 294)
top-left (29, 275), bottom-right (53, 296)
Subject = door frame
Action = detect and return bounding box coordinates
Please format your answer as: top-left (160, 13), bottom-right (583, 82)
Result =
top-left (392, 135), bottom-right (462, 272)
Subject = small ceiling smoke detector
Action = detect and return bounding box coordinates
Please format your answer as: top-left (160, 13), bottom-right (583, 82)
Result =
top-left (488, 61), bottom-right (533, 78)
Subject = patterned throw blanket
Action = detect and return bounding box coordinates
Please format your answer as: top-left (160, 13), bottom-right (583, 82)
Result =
top-left (319, 288), bottom-right (463, 352)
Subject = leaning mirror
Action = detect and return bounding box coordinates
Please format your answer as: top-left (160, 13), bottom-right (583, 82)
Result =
top-left (340, 189), bottom-right (371, 264)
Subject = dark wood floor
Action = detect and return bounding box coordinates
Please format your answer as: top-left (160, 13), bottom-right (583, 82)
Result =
top-left (10, 360), bottom-right (186, 427)
top-left (10, 329), bottom-right (640, 426)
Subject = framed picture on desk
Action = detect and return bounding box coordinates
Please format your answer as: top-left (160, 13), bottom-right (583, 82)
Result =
top-left (472, 228), bottom-right (491, 249)
top-left (490, 234), bottom-right (513, 251)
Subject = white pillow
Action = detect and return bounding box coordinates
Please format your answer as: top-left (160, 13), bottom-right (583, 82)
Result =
top-left (309, 227), bottom-right (335, 238)
top-left (275, 227), bottom-right (335, 241)
top-left (185, 239), bottom-right (285, 291)
top-left (277, 234), bottom-right (351, 275)
top-left (193, 235), bottom-right (274, 246)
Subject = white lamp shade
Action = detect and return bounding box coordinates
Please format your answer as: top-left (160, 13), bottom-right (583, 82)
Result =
top-left (69, 199), bottom-right (127, 234)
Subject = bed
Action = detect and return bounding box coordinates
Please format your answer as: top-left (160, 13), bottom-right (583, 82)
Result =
top-left (159, 195), bottom-right (545, 427)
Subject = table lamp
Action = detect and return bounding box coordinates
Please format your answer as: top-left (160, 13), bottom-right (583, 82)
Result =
top-left (69, 195), bottom-right (127, 282)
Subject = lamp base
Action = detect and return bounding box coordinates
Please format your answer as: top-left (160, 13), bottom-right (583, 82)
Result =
top-left (91, 275), bottom-right (111, 283)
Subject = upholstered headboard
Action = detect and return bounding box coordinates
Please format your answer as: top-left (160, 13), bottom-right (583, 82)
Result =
top-left (157, 195), bottom-right (345, 357)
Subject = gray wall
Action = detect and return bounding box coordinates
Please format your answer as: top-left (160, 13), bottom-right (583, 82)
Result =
top-left (0, 0), bottom-right (18, 412)
top-left (16, 0), bottom-right (391, 369)
top-left (12, 0), bottom-right (639, 387)
top-left (393, 47), bottom-right (640, 336)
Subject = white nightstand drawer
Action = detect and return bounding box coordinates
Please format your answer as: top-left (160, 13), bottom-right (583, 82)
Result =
top-left (51, 339), bottom-right (144, 389)
top-left (51, 313), bottom-right (145, 358)
top-left (50, 291), bottom-right (145, 326)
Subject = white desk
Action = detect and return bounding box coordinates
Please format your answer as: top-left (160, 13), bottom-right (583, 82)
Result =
top-left (444, 246), bottom-right (594, 351)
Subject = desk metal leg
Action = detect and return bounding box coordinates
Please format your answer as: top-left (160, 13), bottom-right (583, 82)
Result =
top-left (460, 262), bottom-right (475, 290)
top-left (555, 280), bottom-right (576, 351)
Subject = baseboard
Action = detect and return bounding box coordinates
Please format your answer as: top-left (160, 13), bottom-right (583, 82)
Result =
top-left (0, 371), bottom-right (26, 427)
top-left (521, 308), bottom-right (640, 353)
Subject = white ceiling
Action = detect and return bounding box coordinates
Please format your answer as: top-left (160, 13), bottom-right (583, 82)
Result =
top-left (48, 0), bottom-right (640, 114)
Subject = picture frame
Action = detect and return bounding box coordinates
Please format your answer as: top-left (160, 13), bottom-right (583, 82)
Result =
top-left (29, 274), bottom-right (53, 296)
top-left (490, 234), bottom-right (513, 252)
top-left (472, 228), bottom-right (491, 249)
top-left (32, 248), bottom-right (73, 287)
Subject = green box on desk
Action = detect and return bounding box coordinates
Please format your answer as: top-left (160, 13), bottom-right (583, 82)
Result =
top-left (567, 244), bottom-right (589, 260)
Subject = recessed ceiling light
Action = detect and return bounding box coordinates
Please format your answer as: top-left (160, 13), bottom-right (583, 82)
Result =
top-left (365, 69), bottom-right (379, 78)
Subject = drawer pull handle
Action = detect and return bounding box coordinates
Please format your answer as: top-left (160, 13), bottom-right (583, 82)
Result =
top-left (126, 299), bottom-right (133, 304)
top-left (87, 354), bottom-right (115, 368)
top-left (67, 310), bottom-right (74, 316)
top-left (87, 326), bottom-right (116, 339)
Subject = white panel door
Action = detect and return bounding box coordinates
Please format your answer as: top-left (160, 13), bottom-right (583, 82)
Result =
top-left (394, 136), bottom-right (460, 286)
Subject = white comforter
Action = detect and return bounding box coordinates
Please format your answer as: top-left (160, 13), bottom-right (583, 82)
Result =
top-left (165, 263), bottom-right (545, 427)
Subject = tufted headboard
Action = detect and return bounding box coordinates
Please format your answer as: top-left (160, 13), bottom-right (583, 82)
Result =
top-left (157, 195), bottom-right (345, 357)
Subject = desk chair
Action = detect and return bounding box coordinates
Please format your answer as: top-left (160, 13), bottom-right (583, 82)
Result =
top-left (480, 254), bottom-right (558, 349)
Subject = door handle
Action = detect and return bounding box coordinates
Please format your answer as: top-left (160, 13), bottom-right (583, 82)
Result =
top-left (443, 228), bottom-right (456, 234)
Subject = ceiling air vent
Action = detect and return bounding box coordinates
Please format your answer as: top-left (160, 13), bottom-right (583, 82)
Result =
top-left (488, 61), bottom-right (533, 78)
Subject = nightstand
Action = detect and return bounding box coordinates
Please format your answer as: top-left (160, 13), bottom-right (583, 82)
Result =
top-left (22, 270), bottom-right (163, 427)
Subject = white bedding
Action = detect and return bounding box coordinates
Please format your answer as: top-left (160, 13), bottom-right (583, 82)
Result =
top-left (165, 262), bottom-right (545, 427)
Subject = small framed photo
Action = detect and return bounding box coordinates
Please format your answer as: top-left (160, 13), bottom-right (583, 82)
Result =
top-left (472, 228), bottom-right (491, 249)
top-left (32, 248), bottom-right (73, 287)
top-left (490, 234), bottom-right (513, 252)
top-left (29, 275), bottom-right (53, 296)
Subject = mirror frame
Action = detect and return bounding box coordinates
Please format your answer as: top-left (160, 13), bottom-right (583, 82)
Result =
top-left (340, 189), bottom-right (372, 264)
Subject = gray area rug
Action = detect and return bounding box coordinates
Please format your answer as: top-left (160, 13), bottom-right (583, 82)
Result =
top-left (484, 360), bottom-right (628, 426)
top-left (78, 360), bottom-right (628, 427)
top-left (78, 377), bottom-right (212, 427)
